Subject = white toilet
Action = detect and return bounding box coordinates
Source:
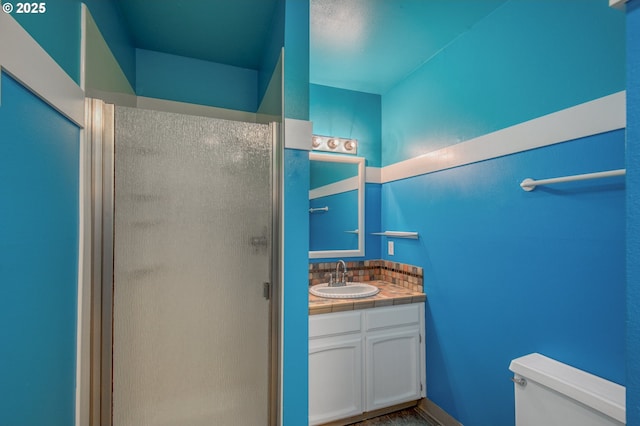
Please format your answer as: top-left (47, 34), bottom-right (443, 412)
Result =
top-left (509, 353), bottom-right (625, 426)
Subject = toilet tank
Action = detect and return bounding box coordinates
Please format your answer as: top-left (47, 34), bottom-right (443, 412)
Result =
top-left (509, 353), bottom-right (625, 426)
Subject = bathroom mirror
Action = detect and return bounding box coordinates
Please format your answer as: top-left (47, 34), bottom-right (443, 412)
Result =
top-left (309, 152), bottom-right (365, 259)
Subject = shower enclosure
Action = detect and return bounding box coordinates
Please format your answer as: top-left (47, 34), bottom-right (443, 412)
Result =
top-left (87, 101), bottom-right (279, 426)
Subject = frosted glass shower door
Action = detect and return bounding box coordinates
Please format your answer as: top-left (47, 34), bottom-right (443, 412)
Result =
top-left (112, 107), bottom-right (273, 426)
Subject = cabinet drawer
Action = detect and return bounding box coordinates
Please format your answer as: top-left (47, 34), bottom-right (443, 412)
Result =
top-left (310, 310), bottom-right (362, 339)
top-left (365, 304), bottom-right (420, 331)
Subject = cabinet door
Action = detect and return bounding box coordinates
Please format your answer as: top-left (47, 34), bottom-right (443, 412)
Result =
top-left (365, 328), bottom-right (421, 411)
top-left (309, 335), bottom-right (363, 425)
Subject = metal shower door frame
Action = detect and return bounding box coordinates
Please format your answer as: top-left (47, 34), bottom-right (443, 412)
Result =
top-left (86, 99), bottom-right (281, 426)
top-left (84, 99), bottom-right (115, 426)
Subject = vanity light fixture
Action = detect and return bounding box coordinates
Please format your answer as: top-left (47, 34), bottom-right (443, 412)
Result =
top-left (311, 134), bottom-right (358, 155)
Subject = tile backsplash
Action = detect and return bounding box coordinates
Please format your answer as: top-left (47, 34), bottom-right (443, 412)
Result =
top-left (309, 260), bottom-right (424, 293)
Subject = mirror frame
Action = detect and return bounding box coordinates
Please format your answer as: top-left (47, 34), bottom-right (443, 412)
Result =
top-left (309, 152), bottom-right (365, 259)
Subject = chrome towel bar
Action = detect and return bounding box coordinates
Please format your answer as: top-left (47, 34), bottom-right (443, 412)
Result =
top-left (309, 206), bottom-right (329, 213)
top-left (370, 231), bottom-right (419, 239)
top-left (520, 169), bottom-right (626, 192)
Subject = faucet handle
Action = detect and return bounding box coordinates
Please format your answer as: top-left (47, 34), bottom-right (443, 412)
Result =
top-left (325, 272), bottom-right (334, 286)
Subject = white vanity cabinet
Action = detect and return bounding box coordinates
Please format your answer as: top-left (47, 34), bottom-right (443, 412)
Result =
top-left (364, 305), bottom-right (424, 411)
top-left (309, 304), bottom-right (426, 425)
top-left (309, 311), bottom-right (363, 425)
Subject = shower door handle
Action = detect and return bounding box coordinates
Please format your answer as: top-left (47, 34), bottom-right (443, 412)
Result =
top-left (263, 282), bottom-right (271, 300)
top-left (250, 235), bottom-right (268, 254)
top-left (250, 236), bottom-right (268, 247)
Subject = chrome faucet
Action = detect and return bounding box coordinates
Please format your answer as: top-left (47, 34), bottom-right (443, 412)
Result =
top-left (326, 260), bottom-right (348, 287)
top-left (335, 260), bottom-right (348, 287)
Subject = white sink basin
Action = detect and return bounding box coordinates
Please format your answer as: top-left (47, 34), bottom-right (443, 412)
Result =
top-left (309, 283), bottom-right (380, 299)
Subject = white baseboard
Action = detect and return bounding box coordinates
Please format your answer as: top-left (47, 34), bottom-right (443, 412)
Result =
top-left (417, 398), bottom-right (463, 426)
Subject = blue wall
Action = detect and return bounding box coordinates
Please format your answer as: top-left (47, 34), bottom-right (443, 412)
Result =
top-left (282, 148), bottom-right (310, 425)
top-left (134, 5), bottom-right (285, 113)
top-left (282, 2), bottom-right (310, 424)
top-left (626, 1), bottom-right (640, 424)
top-left (6, 2), bottom-right (631, 426)
top-left (12, 0), bottom-right (280, 112)
top-left (84, 0), bottom-right (137, 87)
top-left (382, 0), bottom-right (625, 166)
top-left (12, 0), bottom-right (81, 83)
top-left (310, 84), bottom-right (381, 167)
top-left (283, 0), bottom-right (309, 120)
top-left (383, 131), bottom-right (625, 425)
top-left (259, 0), bottom-right (285, 104)
top-left (379, 1), bottom-right (626, 424)
top-left (365, 184), bottom-right (382, 260)
top-left (8, 1), bottom-right (307, 424)
top-left (136, 48), bottom-right (259, 112)
top-left (11, 0), bottom-right (136, 86)
top-left (0, 73), bottom-right (80, 425)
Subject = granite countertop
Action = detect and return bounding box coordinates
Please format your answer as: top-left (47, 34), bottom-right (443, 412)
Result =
top-left (309, 280), bottom-right (426, 315)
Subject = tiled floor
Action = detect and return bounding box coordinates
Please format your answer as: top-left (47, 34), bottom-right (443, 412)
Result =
top-left (350, 408), bottom-right (439, 426)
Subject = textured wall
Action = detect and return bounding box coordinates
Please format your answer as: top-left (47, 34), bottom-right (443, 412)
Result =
top-left (0, 73), bottom-right (80, 426)
top-left (283, 0), bottom-right (309, 120)
top-left (84, 8), bottom-right (135, 99)
top-left (10, 0), bottom-right (81, 83)
top-left (382, 0), bottom-right (625, 166)
top-left (378, 1), bottom-right (626, 424)
top-left (382, 130), bottom-right (625, 425)
top-left (281, 2), bottom-right (311, 424)
top-left (136, 49), bottom-right (259, 112)
top-left (84, 0), bottom-right (137, 87)
top-left (310, 84), bottom-right (382, 167)
top-left (282, 148), bottom-right (310, 425)
top-left (626, 1), bottom-right (640, 424)
top-left (10, 0), bottom-right (136, 86)
top-left (259, 0), bottom-right (285, 107)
